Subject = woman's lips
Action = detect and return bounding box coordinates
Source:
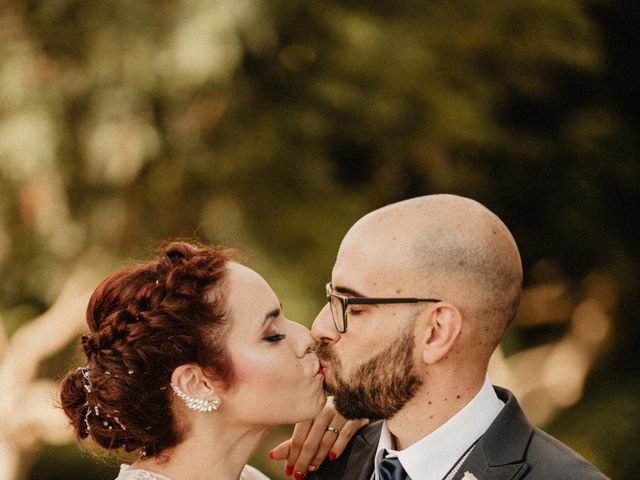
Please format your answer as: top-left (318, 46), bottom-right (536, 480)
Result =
top-left (317, 363), bottom-right (327, 375)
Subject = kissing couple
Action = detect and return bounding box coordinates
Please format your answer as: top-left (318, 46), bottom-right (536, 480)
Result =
top-left (61, 194), bottom-right (608, 480)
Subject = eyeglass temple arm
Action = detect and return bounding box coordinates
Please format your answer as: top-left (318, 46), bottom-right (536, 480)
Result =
top-left (345, 297), bottom-right (441, 305)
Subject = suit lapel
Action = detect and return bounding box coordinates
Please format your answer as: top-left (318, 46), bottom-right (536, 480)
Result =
top-left (450, 448), bottom-right (528, 480)
top-left (343, 421), bottom-right (381, 480)
top-left (332, 387), bottom-right (533, 480)
top-left (451, 387), bottom-right (532, 480)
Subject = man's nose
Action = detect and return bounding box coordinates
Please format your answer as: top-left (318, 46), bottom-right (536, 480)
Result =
top-left (311, 303), bottom-right (340, 343)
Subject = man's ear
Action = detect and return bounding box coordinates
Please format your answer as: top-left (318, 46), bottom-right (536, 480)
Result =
top-left (171, 364), bottom-right (220, 401)
top-left (418, 303), bottom-right (462, 365)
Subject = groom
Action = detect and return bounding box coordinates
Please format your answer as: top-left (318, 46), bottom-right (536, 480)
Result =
top-left (307, 195), bottom-right (607, 479)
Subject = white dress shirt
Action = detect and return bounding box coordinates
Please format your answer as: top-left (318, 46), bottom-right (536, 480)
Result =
top-left (372, 376), bottom-right (504, 480)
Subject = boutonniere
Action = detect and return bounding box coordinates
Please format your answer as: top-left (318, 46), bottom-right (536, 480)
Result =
top-left (461, 472), bottom-right (479, 480)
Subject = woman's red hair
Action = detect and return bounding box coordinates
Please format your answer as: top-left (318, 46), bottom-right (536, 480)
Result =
top-left (60, 241), bottom-right (235, 456)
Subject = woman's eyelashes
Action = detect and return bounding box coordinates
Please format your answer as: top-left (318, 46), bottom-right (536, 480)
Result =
top-left (263, 333), bottom-right (286, 342)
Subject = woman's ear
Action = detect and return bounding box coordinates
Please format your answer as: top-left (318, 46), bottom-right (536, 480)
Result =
top-left (418, 303), bottom-right (462, 365)
top-left (171, 364), bottom-right (220, 402)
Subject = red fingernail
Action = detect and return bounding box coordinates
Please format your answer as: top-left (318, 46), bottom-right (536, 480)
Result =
top-left (267, 450), bottom-right (275, 460)
top-left (329, 451), bottom-right (337, 461)
top-left (285, 465), bottom-right (294, 476)
top-left (294, 472), bottom-right (304, 480)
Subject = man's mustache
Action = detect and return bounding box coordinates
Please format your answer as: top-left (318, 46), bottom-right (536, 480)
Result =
top-left (314, 342), bottom-right (335, 362)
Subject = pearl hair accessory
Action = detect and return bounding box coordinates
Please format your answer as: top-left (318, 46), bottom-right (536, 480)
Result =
top-left (78, 366), bottom-right (92, 393)
top-left (170, 383), bottom-right (219, 413)
top-left (78, 366), bottom-right (128, 432)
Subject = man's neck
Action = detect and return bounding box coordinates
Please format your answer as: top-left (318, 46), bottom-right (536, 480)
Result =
top-left (386, 375), bottom-right (485, 450)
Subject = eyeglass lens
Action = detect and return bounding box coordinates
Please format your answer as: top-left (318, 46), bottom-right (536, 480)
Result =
top-left (330, 296), bottom-right (344, 331)
top-left (326, 285), bottom-right (345, 332)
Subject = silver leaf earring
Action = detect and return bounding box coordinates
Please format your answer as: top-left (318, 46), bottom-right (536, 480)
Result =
top-left (170, 383), bottom-right (220, 413)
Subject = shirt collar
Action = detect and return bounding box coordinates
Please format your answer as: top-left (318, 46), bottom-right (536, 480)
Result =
top-left (373, 376), bottom-right (504, 480)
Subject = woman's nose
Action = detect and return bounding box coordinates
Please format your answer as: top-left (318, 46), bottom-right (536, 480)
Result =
top-left (287, 319), bottom-right (316, 357)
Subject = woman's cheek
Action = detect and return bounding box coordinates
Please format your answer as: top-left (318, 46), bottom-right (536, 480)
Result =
top-left (232, 350), bottom-right (289, 388)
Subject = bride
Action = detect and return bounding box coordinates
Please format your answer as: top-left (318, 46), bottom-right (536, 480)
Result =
top-left (60, 241), bottom-right (359, 480)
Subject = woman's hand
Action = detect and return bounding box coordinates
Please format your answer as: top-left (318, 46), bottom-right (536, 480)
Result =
top-left (268, 396), bottom-right (369, 478)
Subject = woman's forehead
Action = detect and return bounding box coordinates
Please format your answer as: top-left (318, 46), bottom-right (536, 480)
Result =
top-left (225, 263), bottom-right (279, 317)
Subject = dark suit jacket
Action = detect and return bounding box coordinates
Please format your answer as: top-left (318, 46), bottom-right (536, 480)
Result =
top-left (307, 387), bottom-right (609, 480)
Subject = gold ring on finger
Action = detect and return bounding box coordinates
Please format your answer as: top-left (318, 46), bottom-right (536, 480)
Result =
top-left (326, 426), bottom-right (340, 435)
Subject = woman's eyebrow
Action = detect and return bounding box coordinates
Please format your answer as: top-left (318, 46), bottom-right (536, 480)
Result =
top-left (261, 304), bottom-right (282, 327)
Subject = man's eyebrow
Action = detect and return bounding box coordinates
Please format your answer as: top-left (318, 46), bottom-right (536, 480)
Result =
top-left (333, 285), bottom-right (367, 297)
top-left (261, 304), bottom-right (282, 327)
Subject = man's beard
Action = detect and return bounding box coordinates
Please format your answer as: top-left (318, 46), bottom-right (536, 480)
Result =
top-left (316, 324), bottom-right (423, 421)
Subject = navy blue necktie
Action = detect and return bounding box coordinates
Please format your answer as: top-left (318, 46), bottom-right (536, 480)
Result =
top-left (378, 451), bottom-right (409, 480)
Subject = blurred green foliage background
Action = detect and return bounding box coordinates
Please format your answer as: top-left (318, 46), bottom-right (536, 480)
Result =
top-left (1, 0), bottom-right (638, 479)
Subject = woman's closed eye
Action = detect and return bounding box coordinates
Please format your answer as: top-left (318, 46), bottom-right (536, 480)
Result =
top-left (263, 333), bottom-right (287, 342)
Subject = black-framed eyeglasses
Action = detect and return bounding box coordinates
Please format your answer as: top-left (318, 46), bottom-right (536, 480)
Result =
top-left (325, 283), bottom-right (441, 333)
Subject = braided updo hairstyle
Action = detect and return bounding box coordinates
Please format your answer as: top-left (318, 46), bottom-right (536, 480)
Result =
top-left (60, 241), bottom-right (234, 457)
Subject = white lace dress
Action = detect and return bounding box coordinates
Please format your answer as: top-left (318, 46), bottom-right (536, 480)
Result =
top-left (115, 464), bottom-right (270, 480)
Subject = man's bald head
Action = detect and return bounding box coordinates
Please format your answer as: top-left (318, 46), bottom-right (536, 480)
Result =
top-left (337, 194), bottom-right (522, 349)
